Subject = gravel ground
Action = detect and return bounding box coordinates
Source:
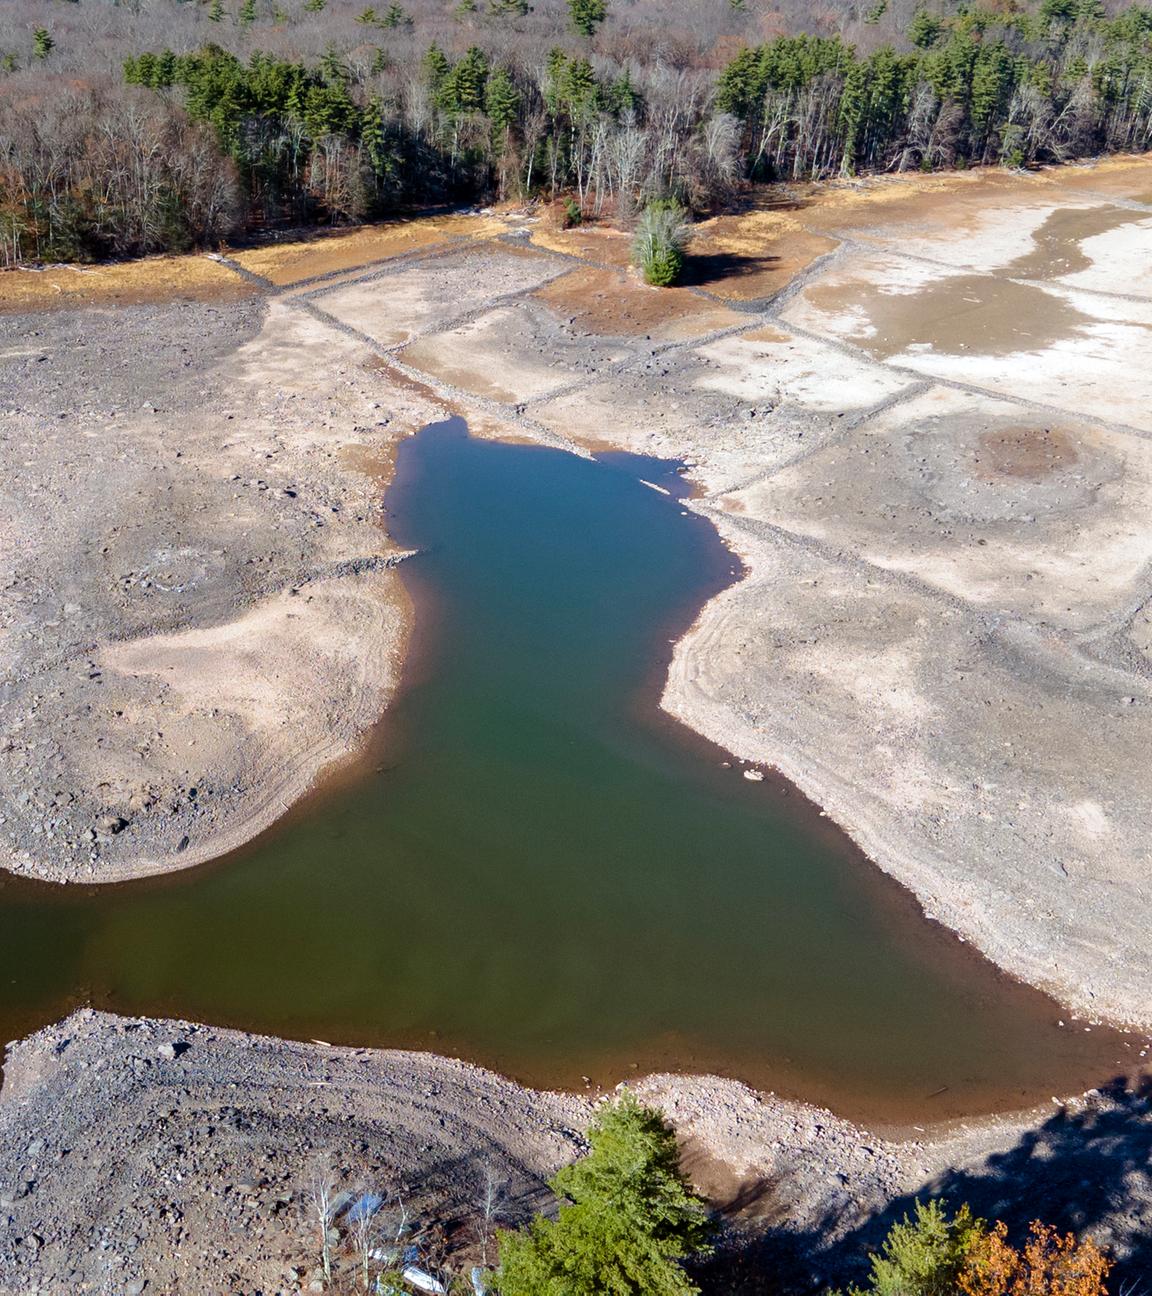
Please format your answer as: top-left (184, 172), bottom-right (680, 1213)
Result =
top-left (3, 1012), bottom-right (1152, 1295)
top-left (0, 292), bottom-right (444, 882)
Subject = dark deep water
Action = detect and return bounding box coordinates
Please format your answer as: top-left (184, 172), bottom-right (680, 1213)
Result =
top-left (0, 419), bottom-right (1136, 1125)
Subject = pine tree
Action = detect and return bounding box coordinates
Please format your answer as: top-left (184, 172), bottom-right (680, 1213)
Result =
top-left (208, 0), bottom-right (225, 21)
top-left (32, 28), bottom-right (54, 59)
top-left (568, 0), bottom-right (607, 37)
top-left (422, 42), bottom-right (451, 97)
top-left (499, 1094), bottom-right (711, 1296)
top-left (485, 66), bottom-right (521, 134)
top-left (608, 66), bottom-right (639, 114)
top-left (633, 200), bottom-right (690, 286)
top-left (361, 95), bottom-right (395, 181)
top-left (908, 10), bottom-right (944, 47)
top-left (560, 55), bottom-right (599, 116)
top-left (238, 0), bottom-right (257, 26)
top-left (440, 45), bottom-right (489, 115)
top-left (319, 43), bottom-right (348, 86)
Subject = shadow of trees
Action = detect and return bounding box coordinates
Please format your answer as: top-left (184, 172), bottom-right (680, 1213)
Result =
top-left (696, 1076), bottom-right (1152, 1295)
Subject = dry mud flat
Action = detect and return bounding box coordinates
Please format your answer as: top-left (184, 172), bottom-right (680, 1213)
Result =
top-left (4, 160), bottom-right (1152, 1289)
top-left (0, 274), bottom-right (454, 882)
top-left (365, 159), bottom-right (1152, 1031)
top-left (4, 1011), bottom-right (1152, 1295)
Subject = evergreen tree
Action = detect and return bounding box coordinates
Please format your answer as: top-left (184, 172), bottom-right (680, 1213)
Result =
top-left (32, 28), bottom-right (54, 59)
top-left (568, 0), bottom-right (607, 37)
top-left (422, 43), bottom-right (451, 97)
top-left (607, 66), bottom-right (639, 114)
top-left (498, 1094), bottom-right (710, 1296)
top-left (849, 1201), bottom-right (986, 1296)
top-left (908, 10), bottom-right (944, 48)
top-left (438, 45), bottom-right (489, 115)
top-left (485, 66), bottom-right (521, 135)
top-left (238, 0), bottom-right (257, 26)
top-left (633, 200), bottom-right (690, 286)
top-left (208, 0), bottom-right (225, 20)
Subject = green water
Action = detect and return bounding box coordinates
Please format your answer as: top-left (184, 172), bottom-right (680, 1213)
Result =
top-left (0, 420), bottom-right (1130, 1123)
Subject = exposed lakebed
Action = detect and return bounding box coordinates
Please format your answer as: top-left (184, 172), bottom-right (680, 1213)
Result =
top-left (0, 420), bottom-right (1134, 1124)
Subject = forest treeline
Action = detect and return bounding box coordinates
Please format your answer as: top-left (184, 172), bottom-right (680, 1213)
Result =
top-left (1, 0), bottom-right (1151, 265)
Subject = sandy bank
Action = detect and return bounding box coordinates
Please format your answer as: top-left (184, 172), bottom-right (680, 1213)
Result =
top-left (0, 290), bottom-right (444, 883)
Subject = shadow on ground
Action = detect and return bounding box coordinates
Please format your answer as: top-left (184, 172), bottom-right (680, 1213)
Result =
top-left (681, 252), bottom-right (783, 288)
top-left (697, 1077), bottom-right (1152, 1295)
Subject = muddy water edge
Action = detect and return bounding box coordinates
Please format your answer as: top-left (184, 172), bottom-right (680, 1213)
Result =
top-left (0, 419), bottom-right (1141, 1130)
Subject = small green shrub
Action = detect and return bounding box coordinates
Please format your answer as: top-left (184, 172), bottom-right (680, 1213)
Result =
top-left (848, 1201), bottom-right (988, 1296)
top-left (563, 198), bottom-right (583, 228)
top-left (632, 199), bottom-right (690, 287)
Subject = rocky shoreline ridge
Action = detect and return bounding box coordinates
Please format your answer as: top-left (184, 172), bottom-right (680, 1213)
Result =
top-left (3, 1010), bottom-right (1151, 1295)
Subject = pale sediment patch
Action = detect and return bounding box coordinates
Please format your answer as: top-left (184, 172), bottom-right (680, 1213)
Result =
top-left (661, 520), bottom-right (1152, 1027)
top-left (729, 385), bottom-right (1152, 631)
top-left (784, 252), bottom-right (1152, 431)
top-left (399, 300), bottom-right (636, 405)
top-left (529, 325), bottom-right (917, 496)
top-left (314, 243), bottom-right (569, 348)
top-left (69, 572), bottom-right (408, 880)
top-left (1056, 216), bottom-right (1152, 297)
top-left (0, 287), bottom-right (447, 884)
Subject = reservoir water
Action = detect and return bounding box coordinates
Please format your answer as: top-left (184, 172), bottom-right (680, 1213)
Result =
top-left (0, 419), bottom-right (1134, 1125)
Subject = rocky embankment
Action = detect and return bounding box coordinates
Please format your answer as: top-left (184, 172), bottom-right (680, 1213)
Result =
top-left (2, 1012), bottom-right (1152, 1294)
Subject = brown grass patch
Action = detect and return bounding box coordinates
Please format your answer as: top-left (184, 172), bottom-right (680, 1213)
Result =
top-left (528, 222), bottom-right (634, 266)
top-left (230, 213), bottom-right (511, 286)
top-left (687, 210), bottom-right (839, 300)
top-left (0, 255), bottom-right (255, 314)
top-left (532, 265), bottom-right (744, 339)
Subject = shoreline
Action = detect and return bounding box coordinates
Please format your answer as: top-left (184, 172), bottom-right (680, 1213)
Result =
top-left (1, 157), bottom-right (1150, 1138)
top-left (3, 1008), bottom-right (1150, 1293)
top-left (660, 501), bottom-right (1151, 1037)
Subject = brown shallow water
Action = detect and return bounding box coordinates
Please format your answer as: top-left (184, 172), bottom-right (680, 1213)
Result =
top-left (0, 421), bottom-right (1142, 1130)
top-left (807, 271), bottom-right (1093, 359)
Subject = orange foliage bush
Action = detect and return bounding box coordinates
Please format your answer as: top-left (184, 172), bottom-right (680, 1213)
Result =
top-left (960, 1221), bottom-right (1111, 1296)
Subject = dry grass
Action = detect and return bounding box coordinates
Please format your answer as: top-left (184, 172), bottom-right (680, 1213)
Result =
top-left (531, 265), bottom-right (744, 338)
top-left (0, 254), bottom-right (255, 313)
top-left (228, 213), bottom-right (512, 286)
